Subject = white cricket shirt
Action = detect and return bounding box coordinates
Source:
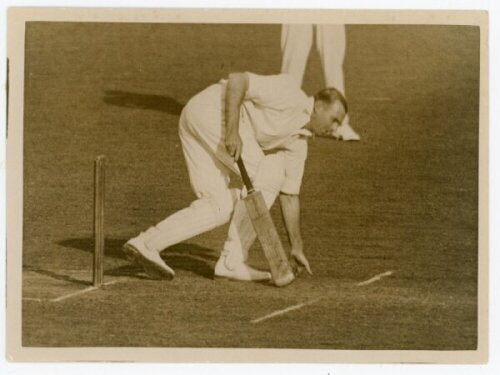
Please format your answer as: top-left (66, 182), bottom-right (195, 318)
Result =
top-left (241, 72), bottom-right (313, 195)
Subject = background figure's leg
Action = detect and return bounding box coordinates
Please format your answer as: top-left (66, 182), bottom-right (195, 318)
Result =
top-left (316, 24), bottom-right (346, 93)
top-left (316, 24), bottom-right (360, 140)
top-left (281, 24), bottom-right (314, 86)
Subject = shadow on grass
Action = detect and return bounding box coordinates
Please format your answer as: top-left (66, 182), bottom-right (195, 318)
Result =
top-left (58, 238), bottom-right (217, 280)
top-left (23, 265), bottom-right (91, 286)
top-left (103, 90), bottom-right (184, 116)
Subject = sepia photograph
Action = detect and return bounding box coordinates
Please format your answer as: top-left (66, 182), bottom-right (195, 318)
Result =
top-left (5, 6), bottom-right (489, 366)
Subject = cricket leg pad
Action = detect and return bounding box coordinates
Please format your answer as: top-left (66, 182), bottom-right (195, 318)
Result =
top-left (221, 187), bottom-right (280, 270)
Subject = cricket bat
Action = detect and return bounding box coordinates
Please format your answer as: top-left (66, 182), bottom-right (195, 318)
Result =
top-left (237, 158), bottom-right (295, 287)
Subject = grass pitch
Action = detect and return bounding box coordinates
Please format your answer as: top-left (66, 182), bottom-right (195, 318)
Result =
top-left (21, 23), bottom-right (479, 349)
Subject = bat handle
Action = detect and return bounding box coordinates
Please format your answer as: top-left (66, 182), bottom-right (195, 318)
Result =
top-left (236, 158), bottom-right (255, 194)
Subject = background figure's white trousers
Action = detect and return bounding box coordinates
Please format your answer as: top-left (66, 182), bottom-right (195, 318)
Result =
top-left (281, 24), bottom-right (346, 94)
top-left (144, 83), bottom-right (286, 265)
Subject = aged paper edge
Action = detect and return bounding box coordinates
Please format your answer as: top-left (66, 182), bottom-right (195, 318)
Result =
top-left (5, 7), bottom-right (489, 363)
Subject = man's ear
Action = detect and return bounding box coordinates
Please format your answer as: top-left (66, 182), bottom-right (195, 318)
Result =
top-left (313, 100), bottom-right (324, 113)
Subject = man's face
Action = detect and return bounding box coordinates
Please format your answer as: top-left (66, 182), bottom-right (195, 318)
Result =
top-left (309, 100), bottom-right (346, 137)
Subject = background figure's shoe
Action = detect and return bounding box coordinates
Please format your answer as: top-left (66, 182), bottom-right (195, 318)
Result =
top-left (123, 235), bottom-right (175, 280)
top-left (332, 122), bottom-right (361, 141)
top-left (214, 256), bottom-right (271, 282)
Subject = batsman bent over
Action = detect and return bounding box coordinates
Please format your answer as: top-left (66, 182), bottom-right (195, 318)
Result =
top-left (123, 72), bottom-right (347, 282)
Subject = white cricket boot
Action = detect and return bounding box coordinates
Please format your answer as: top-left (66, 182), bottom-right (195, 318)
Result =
top-left (123, 233), bottom-right (175, 280)
top-left (214, 255), bottom-right (271, 282)
top-left (332, 114), bottom-right (361, 141)
top-left (336, 123), bottom-right (360, 141)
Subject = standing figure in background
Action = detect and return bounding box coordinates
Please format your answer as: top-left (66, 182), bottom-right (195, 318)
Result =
top-left (281, 24), bottom-right (360, 141)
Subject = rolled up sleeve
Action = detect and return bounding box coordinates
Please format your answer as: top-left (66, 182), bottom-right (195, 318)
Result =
top-left (245, 72), bottom-right (303, 110)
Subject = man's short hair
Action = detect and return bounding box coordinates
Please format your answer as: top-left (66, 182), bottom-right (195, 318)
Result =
top-left (314, 88), bottom-right (348, 113)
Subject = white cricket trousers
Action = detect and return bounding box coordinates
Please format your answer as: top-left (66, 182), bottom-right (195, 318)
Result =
top-left (144, 83), bottom-right (286, 266)
top-left (281, 24), bottom-right (346, 94)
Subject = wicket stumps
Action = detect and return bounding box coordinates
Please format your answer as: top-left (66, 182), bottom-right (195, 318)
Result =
top-left (93, 155), bottom-right (105, 287)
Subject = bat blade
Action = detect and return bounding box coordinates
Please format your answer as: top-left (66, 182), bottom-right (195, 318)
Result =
top-left (243, 191), bottom-right (295, 287)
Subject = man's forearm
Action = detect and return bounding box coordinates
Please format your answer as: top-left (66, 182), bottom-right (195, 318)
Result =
top-left (279, 193), bottom-right (303, 251)
top-left (225, 73), bottom-right (248, 137)
top-left (280, 192), bottom-right (312, 274)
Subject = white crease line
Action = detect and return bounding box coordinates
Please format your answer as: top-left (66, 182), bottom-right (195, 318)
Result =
top-left (25, 269), bottom-right (91, 274)
top-left (356, 270), bottom-right (393, 286)
top-left (251, 270), bottom-right (394, 324)
top-left (251, 296), bottom-right (324, 324)
top-left (23, 297), bottom-right (44, 302)
top-left (50, 279), bottom-right (123, 302)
